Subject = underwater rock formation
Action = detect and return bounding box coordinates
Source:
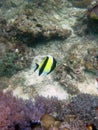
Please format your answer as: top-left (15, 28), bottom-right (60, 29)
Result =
top-left (5, 0), bottom-right (73, 46)
top-left (54, 41), bottom-right (98, 95)
top-left (0, 18), bottom-right (34, 77)
top-left (11, 14), bottom-right (71, 44)
top-left (84, 47), bottom-right (98, 74)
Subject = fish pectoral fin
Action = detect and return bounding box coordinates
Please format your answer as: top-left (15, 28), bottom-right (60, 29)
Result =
top-left (34, 63), bottom-right (39, 72)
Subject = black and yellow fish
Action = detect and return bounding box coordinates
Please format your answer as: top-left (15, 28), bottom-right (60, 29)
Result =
top-left (34, 55), bottom-right (57, 76)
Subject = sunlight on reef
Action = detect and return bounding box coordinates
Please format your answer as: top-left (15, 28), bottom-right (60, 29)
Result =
top-left (5, 69), bottom-right (69, 100)
top-left (0, 0), bottom-right (98, 129)
top-left (1, 0), bottom-right (98, 101)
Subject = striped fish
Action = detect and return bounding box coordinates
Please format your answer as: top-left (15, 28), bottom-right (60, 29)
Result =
top-left (34, 55), bottom-right (57, 76)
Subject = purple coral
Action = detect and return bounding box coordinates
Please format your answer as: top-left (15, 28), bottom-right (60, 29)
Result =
top-left (0, 90), bottom-right (33, 130)
top-left (0, 90), bottom-right (98, 130)
top-left (70, 93), bottom-right (98, 125)
top-left (0, 91), bottom-right (64, 130)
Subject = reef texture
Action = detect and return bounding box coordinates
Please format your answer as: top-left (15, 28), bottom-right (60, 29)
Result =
top-left (54, 42), bottom-right (98, 95)
top-left (9, 8), bottom-right (71, 44)
top-left (70, 0), bottom-right (92, 8)
top-left (0, 18), bottom-right (34, 77)
top-left (0, 90), bottom-right (98, 130)
top-left (0, 0), bottom-right (98, 129)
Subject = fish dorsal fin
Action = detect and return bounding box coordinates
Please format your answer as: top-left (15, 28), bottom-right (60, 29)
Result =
top-left (34, 63), bottom-right (39, 72)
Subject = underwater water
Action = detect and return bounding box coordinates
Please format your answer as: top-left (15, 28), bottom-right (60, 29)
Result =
top-left (0, 0), bottom-right (98, 130)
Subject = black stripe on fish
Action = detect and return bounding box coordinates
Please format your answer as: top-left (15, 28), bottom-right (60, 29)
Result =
top-left (47, 57), bottom-right (56, 75)
top-left (39, 56), bottom-right (49, 76)
top-left (34, 63), bottom-right (39, 72)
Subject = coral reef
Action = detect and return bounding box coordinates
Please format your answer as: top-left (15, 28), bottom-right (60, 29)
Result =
top-left (0, 18), bottom-right (34, 77)
top-left (54, 43), bottom-right (87, 95)
top-left (0, 1), bottom-right (98, 129)
top-left (0, 90), bottom-right (34, 130)
top-left (0, 89), bottom-right (98, 130)
top-left (70, 93), bottom-right (98, 127)
top-left (0, 90), bottom-right (66, 129)
top-left (54, 41), bottom-right (98, 95)
top-left (54, 64), bottom-right (80, 95)
top-left (84, 47), bottom-right (98, 74)
top-left (5, 0), bottom-right (72, 46)
top-left (74, 3), bottom-right (98, 35)
top-left (32, 94), bottom-right (98, 130)
top-left (0, 45), bottom-right (33, 77)
top-left (11, 15), bottom-right (71, 45)
top-left (0, 90), bottom-right (63, 129)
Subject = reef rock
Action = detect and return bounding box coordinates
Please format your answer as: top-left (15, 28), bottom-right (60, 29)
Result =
top-left (84, 47), bottom-right (98, 74)
top-left (70, 0), bottom-right (92, 8)
top-left (7, 1), bottom-right (72, 45)
top-left (11, 14), bottom-right (71, 43)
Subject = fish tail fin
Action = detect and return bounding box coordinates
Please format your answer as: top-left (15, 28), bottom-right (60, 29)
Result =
top-left (34, 63), bottom-right (39, 72)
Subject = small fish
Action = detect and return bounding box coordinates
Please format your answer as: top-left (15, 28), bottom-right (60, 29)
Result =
top-left (34, 55), bottom-right (57, 76)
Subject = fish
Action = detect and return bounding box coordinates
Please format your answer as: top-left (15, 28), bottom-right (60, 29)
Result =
top-left (34, 55), bottom-right (57, 76)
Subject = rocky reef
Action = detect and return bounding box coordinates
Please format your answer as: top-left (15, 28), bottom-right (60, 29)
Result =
top-left (8, 1), bottom-right (72, 45)
top-left (0, 0), bottom-right (98, 129)
top-left (70, 0), bottom-right (92, 8)
top-left (54, 41), bottom-right (98, 95)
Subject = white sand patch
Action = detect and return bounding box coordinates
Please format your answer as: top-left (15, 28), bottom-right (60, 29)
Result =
top-left (6, 68), bottom-right (68, 100)
top-left (4, 85), bottom-right (29, 100)
top-left (22, 69), bottom-right (68, 100)
top-left (12, 87), bottom-right (29, 99)
top-left (78, 78), bottom-right (98, 95)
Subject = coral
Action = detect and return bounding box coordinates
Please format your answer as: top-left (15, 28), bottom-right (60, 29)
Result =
top-left (7, 1), bottom-right (72, 46)
top-left (12, 15), bottom-right (71, 45)
top-left (84, 47), bottom-right (98, 74)
top-left (70, 93), bottom-right (98, 127)
top-left (0, 90), bottom-right (34, 130)
top-left (0, 18), bottom-right (34, 77)
top-left (32, 96), bottom-right (64, 120)
top-left (54, 64), bottom-right (80, 95)
top-left (0, 49), bottom-right (31, 77)
top-left (59, 118), bottom-right (86, 130)
top-left (0, 90), bottom-right (98, 130)
top-left (0, 91), bottom-right (65, 130)
top-left (0, 51), bottom-right (20, 77)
